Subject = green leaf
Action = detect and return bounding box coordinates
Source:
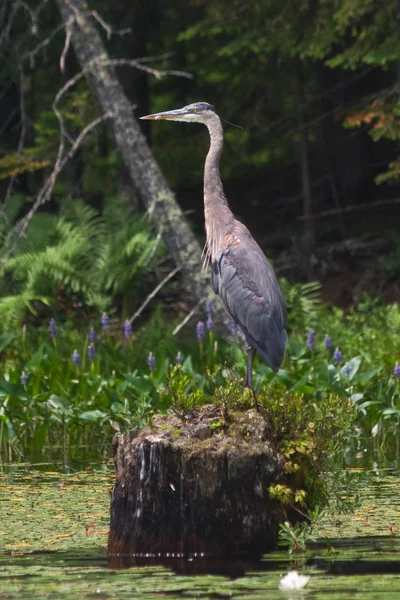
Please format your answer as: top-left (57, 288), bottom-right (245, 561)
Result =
top-left (0, 333), bottom-right (15, 352)
top-left (351, 368), bottom-right (381, 385)
top-left (342, 356), bottom-right (362, 381)
top-left (0, 380), bottom-right (28, 399)
top-left (47, 394), bottom-right (71, 414)
top-left (119, 375), bottom-right (154, 395)
top-left (79, 410), bottom-right (106, 422)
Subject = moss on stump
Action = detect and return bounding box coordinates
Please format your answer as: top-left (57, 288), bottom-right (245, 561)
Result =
top-left (108, 405), bottom-right (305, 557)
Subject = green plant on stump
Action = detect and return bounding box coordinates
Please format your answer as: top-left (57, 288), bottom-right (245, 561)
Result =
top-left (163, 372), bottom-right (356, 544)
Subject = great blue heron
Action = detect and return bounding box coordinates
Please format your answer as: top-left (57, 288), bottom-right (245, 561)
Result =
top-left (140, 102), bottom-right (287, 392)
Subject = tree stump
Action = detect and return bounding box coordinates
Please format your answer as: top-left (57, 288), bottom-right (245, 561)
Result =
top-left (108, 405), bottom-right (293, 558)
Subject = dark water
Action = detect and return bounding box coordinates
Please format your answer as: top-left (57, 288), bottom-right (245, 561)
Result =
top-left (0, 462), bottom-right (400, 599)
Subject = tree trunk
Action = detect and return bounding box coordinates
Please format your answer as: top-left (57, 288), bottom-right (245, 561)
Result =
top-left (55, 0), bottom-right (218, 316)
top-left (108, 407), bottom-right (297, 559)
top-left (296, 61), bottom-right (315, 280)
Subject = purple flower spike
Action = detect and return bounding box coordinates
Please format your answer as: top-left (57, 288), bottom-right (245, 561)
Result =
top-left (20, 371), bottom-right (28, 385)
top-left (88, 343), bottom-right (95, 362)
top-left (176, 352), bottom-right (183, 366)
top-left (196, 321), bottom-right (205, 342)
top-left (323, 334), bottom-right (332, 349)
top-left (307, 329), bottom-right (315, 351)
top-left (123, 320), bottom-right (132, 340)
top-left (49, 318), bottom-right (57, 339)
top-left (205, 300), bottom-right (214, 316)
top-left (101, 313), bottom-right (109, 330)
top-left (89, 327), bottom-right (96, 342)
top-left (206, 316), bottom-right (213, 331)
top-left (394, 362), bottom-right (400, 378)
top-left (333, 348), bottom-right (342, 365)
top-left (343, 362), bottom-right (351, 377)
top-left (72, 349), bottom-right (80, 367)
top-left (147, 352), bottom-right (156, 372)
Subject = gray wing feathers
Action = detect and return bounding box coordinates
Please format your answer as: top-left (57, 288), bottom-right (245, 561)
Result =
top-left (213, 242), bottom-right (287, 372)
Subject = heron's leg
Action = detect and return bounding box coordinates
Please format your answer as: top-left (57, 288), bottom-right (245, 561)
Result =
top-left (245, 346), bottom-right (258, 409)
top-left (245, 346), bottom-right (255, 388)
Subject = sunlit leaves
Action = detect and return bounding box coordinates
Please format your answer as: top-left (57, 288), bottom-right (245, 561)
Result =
top-left (0, 153), bottom-right (50, 180)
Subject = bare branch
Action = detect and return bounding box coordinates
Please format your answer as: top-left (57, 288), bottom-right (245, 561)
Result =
top-left (298, 197), bottom-right (400, 221)
top-left (89, 11), bottom-right (131, 39)
top-left (3, 0), bottom-right (51, 60)
top-left (107, 58), bottom-right (193, 80)
top-left (0, 34), bottom-right (189, 250)
top-left (64, 1), bottom-right (131, 38)
top-left (261, 66), bottom-right (378, 136)
top-left (20, 21), bottom-right (70, 65)
top-left (3, 67), bottom-right (27, 214)
top-left (0, 107), bottom-right (18, 141)
top-left (128, 266), bottom-right (181, 325)
top-left (90, 9), bottom-right (112, 39)
top-left (0, 1), bottom-right (19, 48)
top-left (172, 303), bottom-right (201, 336)
top-left (2, 110), bottom-right (115, 262)
top-left (59, 17), bottom-right (73, 73)
top-left (16, 1), bottom-right (40, 34)
top-left (40, 56), bottom-right (193, 122)
top-left (134, 52), bottom-right (174, 64)
top-left (143, 227), bottom-right (164, 267)
top-left (63, 110), bottom-right (116, 166)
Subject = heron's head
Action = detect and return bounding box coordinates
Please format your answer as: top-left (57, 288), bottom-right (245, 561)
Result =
top-left (140, 102), bottom-right (217, 125)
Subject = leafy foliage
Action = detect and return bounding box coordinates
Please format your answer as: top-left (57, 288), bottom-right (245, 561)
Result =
top-left (278, 511), bottom-right (323, 554)
top-left (0, 195), bottom-right (164, 327)
top-left (0, 285), bottom-right (399, 467)
top-left (0, 154), bottom-right (50, 180)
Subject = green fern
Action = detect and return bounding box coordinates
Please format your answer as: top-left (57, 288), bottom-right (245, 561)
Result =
top-left (386, 303), bottom-right (400, 331)
top-left (0, 194), bottom-right (164, 328)
top-left (0, 292), bottom-right (51, 328)
top-left (281, 280), bottom-right (322, 331)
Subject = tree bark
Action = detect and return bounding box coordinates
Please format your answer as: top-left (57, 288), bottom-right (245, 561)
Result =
top-left (55, 0), bottom-right (216, 314)
top-left (108, 407), bottom-right (296, 559)
top-left (295, 61), bottom-right (315, 280)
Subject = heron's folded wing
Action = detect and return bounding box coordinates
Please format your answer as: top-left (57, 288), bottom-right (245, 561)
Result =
top-left (212, 246), bottom-right (287, 371)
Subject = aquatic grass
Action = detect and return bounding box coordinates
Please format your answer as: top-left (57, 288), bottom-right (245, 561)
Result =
top-left (0, 292), bottom-right (399, 463)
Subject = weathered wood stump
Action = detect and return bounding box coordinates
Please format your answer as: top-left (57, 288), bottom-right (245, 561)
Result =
top-left (108, 405), bottom-right (294, 557)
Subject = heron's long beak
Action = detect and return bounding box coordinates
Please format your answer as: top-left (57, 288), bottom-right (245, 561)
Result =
top-left (140, 108), bottom-right (187, 121)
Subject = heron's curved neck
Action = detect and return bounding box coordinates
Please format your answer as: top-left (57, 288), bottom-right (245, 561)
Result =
top-left (203, 115), bottom-right (234, 265)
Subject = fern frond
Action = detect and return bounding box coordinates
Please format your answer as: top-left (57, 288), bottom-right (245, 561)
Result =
top-left (0, 193), bottom-right (165, 328)
top-left (386, 303), bottom-right (400, 331)
top-left (0, 293), bottom-right (51, 328)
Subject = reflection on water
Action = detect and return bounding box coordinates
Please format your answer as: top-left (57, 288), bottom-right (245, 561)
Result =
top-left (107, 536), bottom-right (400, 578)
top-left (0, 463), bottom-right (400, 599)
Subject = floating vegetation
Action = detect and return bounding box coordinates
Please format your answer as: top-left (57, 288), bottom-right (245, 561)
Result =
top-left (0, 467), bottom-right (399, 599)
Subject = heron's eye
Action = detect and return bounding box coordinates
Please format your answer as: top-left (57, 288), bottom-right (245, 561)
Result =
top-left (192, 108), bottom-right (197, 113)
